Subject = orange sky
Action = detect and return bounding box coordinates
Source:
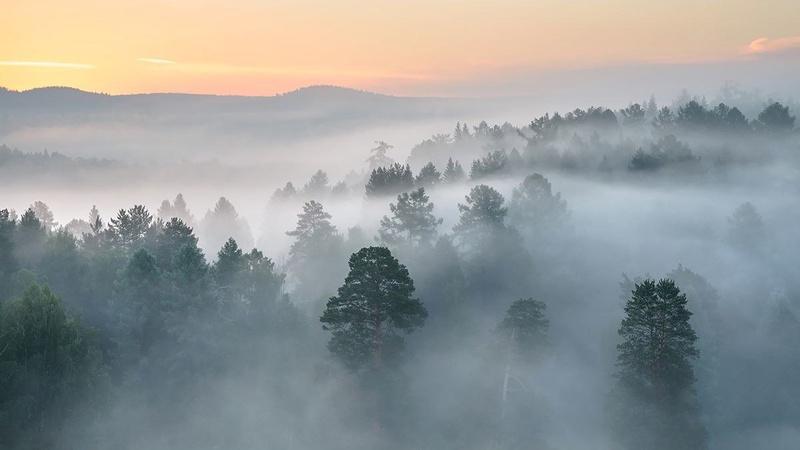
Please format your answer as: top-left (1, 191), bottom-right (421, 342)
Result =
top-left (1, 0), bottom-right (799, 96)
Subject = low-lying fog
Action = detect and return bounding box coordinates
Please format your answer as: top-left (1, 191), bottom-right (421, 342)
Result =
top-left (0, 84), bottom-right (798, 450)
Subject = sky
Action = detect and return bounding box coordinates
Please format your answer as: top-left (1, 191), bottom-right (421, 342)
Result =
top-left (1, 0), bottom-right (800, 97)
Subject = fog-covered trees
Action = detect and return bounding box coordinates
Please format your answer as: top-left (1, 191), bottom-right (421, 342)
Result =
top-left (29, 201), bottom-right (56, 231)
top-left (320, 246), bottom-right (427, 372)
top-left (366, 163), bottom-right (415, 198)
top-left (443, 157), bottom-right (465, 183)
top-left (497, 298), bottom-right (549, 363)
top-left (470, 149), bottom-right (508, 180)
top-left (0, 283), bottom-right (106, 449)
top-left (157, 193), bottom-right (194, 224)
top-left (754, 102), bottom-right (795, 133)
top-left (454, 184), bottom-right (507, 246)
top-left (107, 205), bottom-right (156, 253)
top-left (378, 188), bottom-right (442, 247)
top-left (366, 141), bottom-right (395, 171)
top-left (286, 200), bottom-right (345, 301)
top-left (610, 278), bottom-right (706, 450)
top-left (415, 162), bottom-right (441, 188)
top-left (303, 169), bottom-right (330, 197)
top-left (508, 173), bottom-right (569, 234)
top-left (200, 197), bottom-right (253, 253)
top-left (727, 202), bottom-right (765, 252)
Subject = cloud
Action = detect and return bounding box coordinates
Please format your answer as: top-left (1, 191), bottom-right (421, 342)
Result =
top-left (138, 58), bottom-right (177, 65)
top-left (0, 61), bottom-right (93, 69)
top-left (743, 36), bottom-right (800, 54)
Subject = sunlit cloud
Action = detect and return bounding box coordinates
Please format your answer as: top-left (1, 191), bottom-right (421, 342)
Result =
top-left (743, 36), bottom-right (800, 54)
top-left (0, 61), bottom-right (93, 69)
top-left (138, 58), bottom-right (177, 65)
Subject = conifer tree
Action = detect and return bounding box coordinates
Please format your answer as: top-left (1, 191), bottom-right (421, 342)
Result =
top-left (609, 278), bottom-right (707, 450)
top-left (378, 188), bottom-right (442, 247)
top-left (320, 246), bottom-right (427, 372)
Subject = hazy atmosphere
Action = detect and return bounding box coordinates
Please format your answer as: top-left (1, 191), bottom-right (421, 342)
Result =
top-left (1, 2), bottom-right (798, 450)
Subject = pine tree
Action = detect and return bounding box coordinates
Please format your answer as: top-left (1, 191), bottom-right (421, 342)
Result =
top-left (508, 173), bottom-right (569, 234)
top-left (377, 188), bottom-right (442, 247)
top-left (366, 141), bottom-right (395, 171)
top-left (320, 246), bottom-right (427, 373)
top-left (453, 184), bottom-right (507, 247)
top-left (609, 278), bottom-right (707, 450)
top-left (415, 162), bottom-right (441, 188)
top-left (443, 157), bottom-right (465, 183)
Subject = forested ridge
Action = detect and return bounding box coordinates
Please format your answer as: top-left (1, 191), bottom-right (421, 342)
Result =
top-left (0, 94), bottom-right (798, 450)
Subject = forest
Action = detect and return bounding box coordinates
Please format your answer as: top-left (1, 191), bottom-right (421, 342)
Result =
top-left (0, 94), bottom-right (798, 450)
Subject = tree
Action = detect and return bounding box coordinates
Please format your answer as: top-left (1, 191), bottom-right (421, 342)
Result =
top-left (443, 157), bottom-right (465, 183)
top-left (286, 201), bottom-right (344, 301)
top-left (453, 184), bottom-right (507, 247)
top-left (508, 173), bottom-right (569, 234)
top-left (107, 205), bottom-right (156, 253)
top-left (415, 162), bottom-right (441, 188)
top-left (29, 201), bottom-right (57, 232)
top-left (13, 209), bottom-right (48, 268)
top-left (366, 141), bottom-right (395, 171)
top-left (676, 100), bottom-right (709, 128)
top-left (727, 202), bottom-right (765, 252)
top-left (494, 298), bottom-right (550, 449)
top-left (271, 181), bottom-right (297, 203)
top-left (497, 298), bottom-right (549, 364)
top-left (365, 163), bottom-right (415, 198)
top-left (377, 188), bottom-right (442, 247)
top-left (303, 169), bottom-right (330, 197)
top-left (652, 107), bottom-right (675, 130)
top-left (754, 102), bottom-right (795, 133)
top-left (470, 149), bottom-right (508, 180)
top-left (320, 246), bottom-right (427, 373)
top-left (609, 278), bottom-right (707, 450)
top-left (199, 197), bottom-right (253, 254)
top-left (0, 283), bottom-right (106, 449)
top-left (620, 103), bottom-right (645, 126)
top-left (286, 200), bottom-right (340, 268)
top-left (157, 193), bottom-right (194, 224)
top-left (154, 218), bottom-right (198, 271)
top-left (0, 209), bottom-right (18, 295)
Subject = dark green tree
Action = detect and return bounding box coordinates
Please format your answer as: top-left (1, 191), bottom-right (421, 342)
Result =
top-left (415, 162), bottom-right (442, 188)
top-left (13, 209), bottom-right (48, 269)
top-left (365, 163), bottom-right (415, 198)
top-left (0, 209), bottom-right (18, 295)
top-left (609, 278), bottom-right (707, 450)
top-left (154, 218), bottom-right (198, 271)
top-left (107, 205), bottom-right (156, 253)
top-left (453, 184), bottom-right (507, 247)
top-left (377, 188), bottom-right (442, 247)
top-left (320, 246), bottom-right (427, 372)
top-left (442, 157), bottom-right (465, 183)
top-left (470, 149), bottom-right (509, 180)
top-left (0, 283), bottom-right (107, 449)
top-left (497, 298), bottom-right (549, 364)
top-left (754, 102), bottom-right (795, 133)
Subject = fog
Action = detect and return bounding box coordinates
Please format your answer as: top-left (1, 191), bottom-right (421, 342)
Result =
top-left (0, 84), bottom-right (798, 450)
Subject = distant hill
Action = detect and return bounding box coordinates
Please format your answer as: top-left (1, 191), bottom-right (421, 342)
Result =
top-left (0, 85), bottom-right (510, 165)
